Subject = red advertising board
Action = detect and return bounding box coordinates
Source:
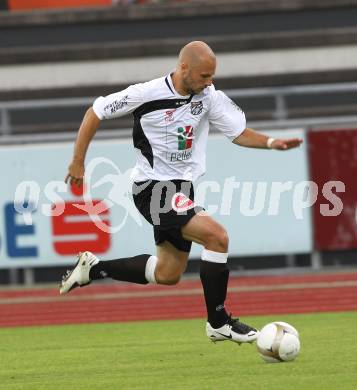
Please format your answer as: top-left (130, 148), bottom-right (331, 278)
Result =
top-left (8, 0), bottom-right (111, 10)
top-left (308, 129), bottom-right (357, 250)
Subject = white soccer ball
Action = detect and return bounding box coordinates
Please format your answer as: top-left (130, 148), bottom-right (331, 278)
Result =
top-left (257, 321), bottom-right (300, 363)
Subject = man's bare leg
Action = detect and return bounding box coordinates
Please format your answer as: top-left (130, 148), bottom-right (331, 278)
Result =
top-left (181, 211), bottom-right (258, 343)
top-left (182, 211), bottom-right (230, 327)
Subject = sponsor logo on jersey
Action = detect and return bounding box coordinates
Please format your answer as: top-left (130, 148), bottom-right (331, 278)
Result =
top-left (171, 192), bottom-right (196, 213)
top-left (168, 126), bottom-right (194, 162)
top-left (104, 95), bottom-right (129, 114)
top-left (170, 150), bottom-right (192, 162)
top-left (191, 101), bottom-right (203, 115)
top-left (165, 110), bottom-right (175, 122)
top-left (178, 125), bottom-right (194, 150)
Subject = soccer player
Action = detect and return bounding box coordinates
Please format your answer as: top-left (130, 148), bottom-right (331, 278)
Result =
top-left (60, 41), bottom-right (302, 344)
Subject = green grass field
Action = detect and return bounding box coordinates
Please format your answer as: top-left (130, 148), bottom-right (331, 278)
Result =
top-left (1, 312), bottom-right (357, 390)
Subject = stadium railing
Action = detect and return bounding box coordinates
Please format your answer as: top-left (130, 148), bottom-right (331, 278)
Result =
top-left (1, 82), bottom-right (357, 144)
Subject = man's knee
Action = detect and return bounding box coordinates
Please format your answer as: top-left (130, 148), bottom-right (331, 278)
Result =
top-left (205, 227), bottom-right (229, 252)
top-left (154, 260), bottom-right (183, 285)
top-left (155, 272), bottom-right (181, 285)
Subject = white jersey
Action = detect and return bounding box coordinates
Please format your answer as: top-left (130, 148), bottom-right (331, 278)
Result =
top-left (93, 74), bottom-right (246, 182)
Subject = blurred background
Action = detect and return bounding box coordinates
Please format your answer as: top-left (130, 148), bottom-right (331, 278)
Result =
top-left (0, 0), bottom-right (357, 285)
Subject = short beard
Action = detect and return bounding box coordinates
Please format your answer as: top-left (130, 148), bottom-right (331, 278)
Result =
top-left (182, 77), bottom-right (196, 95)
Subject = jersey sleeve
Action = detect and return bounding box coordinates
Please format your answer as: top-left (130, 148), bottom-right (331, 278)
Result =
top-left (208, 89), bottom-right (246, 141)
top-left (92, 83), bottom-right (144, 120)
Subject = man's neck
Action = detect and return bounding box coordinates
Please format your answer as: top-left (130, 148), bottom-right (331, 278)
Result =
top-left (171, 72), bottom-right (189, 96)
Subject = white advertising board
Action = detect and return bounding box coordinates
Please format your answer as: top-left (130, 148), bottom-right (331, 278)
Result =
top-left (0, 129), bottom-right (311, 268)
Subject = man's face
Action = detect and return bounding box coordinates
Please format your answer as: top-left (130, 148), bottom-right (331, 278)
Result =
top-left (181, 59), bottom-right (216, 95)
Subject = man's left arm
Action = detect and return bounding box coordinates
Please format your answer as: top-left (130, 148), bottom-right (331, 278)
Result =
top-left (233, 127), bottom-right (303, 150)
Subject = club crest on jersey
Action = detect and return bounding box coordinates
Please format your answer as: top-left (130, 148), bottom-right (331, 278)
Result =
top-left (178, 126), bottom-right (194, 150)
top-left (171, 193), bottom-right (196, 213)
top-left (190, 101), bottom-right (203, 115)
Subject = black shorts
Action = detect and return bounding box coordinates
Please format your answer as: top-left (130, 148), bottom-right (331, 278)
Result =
top-left (132, 180), bottom-right (203, 252)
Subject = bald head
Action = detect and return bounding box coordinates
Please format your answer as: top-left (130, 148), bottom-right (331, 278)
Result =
top-left (172, 41), bottom-right (216, 95)
top-left (178, 41), bottom-right (216, 68)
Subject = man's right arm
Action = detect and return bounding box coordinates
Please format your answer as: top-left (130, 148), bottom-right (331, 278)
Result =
top-left (65, 83), bottom-right (145, 186)
top-left (65, 107), bottom-right (100, 187)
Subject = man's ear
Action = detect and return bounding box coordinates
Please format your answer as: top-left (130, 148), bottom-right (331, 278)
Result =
top-left (180, 62), bottom-right (189, 74)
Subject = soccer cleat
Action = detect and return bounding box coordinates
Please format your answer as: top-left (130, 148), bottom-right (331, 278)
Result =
top-left (206, 316), bottom-right (259, 344)
top-left (59, 251), bottom-right (99, 295)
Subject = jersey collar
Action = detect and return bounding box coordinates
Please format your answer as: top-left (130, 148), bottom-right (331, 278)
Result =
top-left (166, 72), bottom-right (192, 99)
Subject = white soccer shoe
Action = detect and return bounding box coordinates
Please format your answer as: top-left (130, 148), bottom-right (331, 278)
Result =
top-left (59, 251), bottom-right (99, 295)
top-left (206, 317), bottom-right (259, 344)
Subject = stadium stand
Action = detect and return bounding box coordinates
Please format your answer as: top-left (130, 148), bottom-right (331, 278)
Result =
top-left (0, 0), bottom-right (357, 140)
top-left (1, 0), bottom-right (357, 138)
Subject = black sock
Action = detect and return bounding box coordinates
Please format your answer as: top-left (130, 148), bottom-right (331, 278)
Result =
top-left (89, 254), bottom-right (152, 284)
top-left (200, 260), bottom-right (230, 328)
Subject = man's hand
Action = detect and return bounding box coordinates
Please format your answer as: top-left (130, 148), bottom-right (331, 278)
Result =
top-left (233, 128), bottom-right (303, 150)
top-left (270, 138), bottom-right (303, 150)
top-left (65, 160), bottom-right (85, 187)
